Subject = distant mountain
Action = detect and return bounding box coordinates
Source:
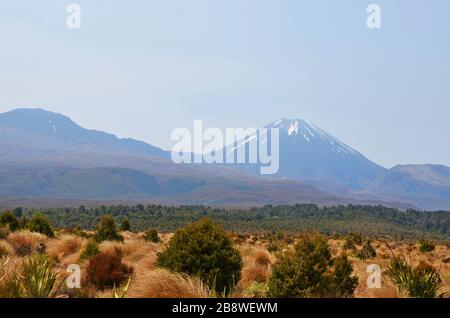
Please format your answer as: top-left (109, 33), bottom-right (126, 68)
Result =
top-left (367, 164), bottom-right (450, 210)
top-left (229, 118), bottom-right (386, 190)
top-left (0, 108), bottom-right (169, 164)
top-left (0, 108), bottom-right (443, 210)
top-left (0, 165), bottom-right (207, 199)
top-left (0, 108), bottom-right (368, 207)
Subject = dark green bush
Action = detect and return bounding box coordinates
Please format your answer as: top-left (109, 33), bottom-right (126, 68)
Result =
top-left (78, 240), bottom-right (101, 263)
top-left (144, 228), bottom-right (160, 243)
top-left (329, 255), bottom-right (359, 297)
top-left (356, 240), bottom-right (377, 260)
top-left (156, 218), bottom-right (242, 294)
top-left (94, 215), bottom-right (124, 242)
top-left (267, 233), bottom-right (358, 298)
top-left (120, 218), bottom-right (131, 232)
top-left (344, 232), bottom-right (363, 250)
top-left (0, 211), bottom-right (19, 231)
top-left (27, 214), bottom-right (54, 238)
top-left (419, 239), bottom-right (435, 253)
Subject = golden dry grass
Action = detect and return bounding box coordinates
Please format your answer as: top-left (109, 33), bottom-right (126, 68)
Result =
top-left (127, 268), bottom-right (211, 298)
top-left (0, 241), bottom-right (14, 258)
top-left (47, 235), bottom-right (84, 263)
top-left (0, 231), bottom-right (449, 298)
top-left (6, 231), bottom-right (47, 256)
top-left (238, 246), bottom-right (273, 293)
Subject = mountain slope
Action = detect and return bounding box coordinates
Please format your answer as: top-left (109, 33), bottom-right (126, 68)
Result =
top-left (367, 164), bottom-right (450, 210)
top-left (229, 118), bottom-right (386, 190)
top-left (0, 108), bottom-right (169, 163)
top-left (0, 108), bottom-right (368, 206)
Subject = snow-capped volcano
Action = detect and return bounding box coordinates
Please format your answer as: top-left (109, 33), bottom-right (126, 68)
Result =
top-left (233, 118), bottom-right (386, 190)
top-left (268, 118), bottom-right (358, 156)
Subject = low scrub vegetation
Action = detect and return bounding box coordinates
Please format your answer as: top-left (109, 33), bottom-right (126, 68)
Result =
top-left (0, 209), bottom-right (448, 299)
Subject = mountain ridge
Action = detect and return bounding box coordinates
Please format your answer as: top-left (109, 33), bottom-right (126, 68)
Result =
top-left (0, 108), bottom-right (448, 210)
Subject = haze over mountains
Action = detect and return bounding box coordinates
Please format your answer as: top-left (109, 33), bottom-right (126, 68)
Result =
top-left (0, 108), bottom-right (449, 210)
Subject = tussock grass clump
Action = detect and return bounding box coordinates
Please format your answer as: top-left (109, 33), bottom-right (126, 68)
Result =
top-left (0, 241), bottom-right (14, 258)
top-left (6, 231), bottom-right (46, 256)
top-left (83, 248), bottom-right (133, 289)
top-left (239, 248), bottom-right (272, 291)
top-left (127, 269), bottom-right (210, 298)
top-left (253, 249), bottom-right (272, 267)
top-left (156, 218), bottom-right (242, 294)
top-left (47, 235), bottom-right (84, 261)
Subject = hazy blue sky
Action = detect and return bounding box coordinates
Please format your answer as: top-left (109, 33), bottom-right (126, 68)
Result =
top-left (0, 1), bottom-right (449, 168)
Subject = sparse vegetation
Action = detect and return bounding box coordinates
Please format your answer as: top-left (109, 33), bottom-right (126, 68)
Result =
top-left (0, 207), bottom-right (448, 299)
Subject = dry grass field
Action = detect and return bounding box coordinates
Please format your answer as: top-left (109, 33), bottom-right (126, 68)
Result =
top-left (1, 228), bottom-right (449, 298)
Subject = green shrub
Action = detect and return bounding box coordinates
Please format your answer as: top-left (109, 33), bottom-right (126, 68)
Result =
top-left (120, 218), bottom-right (131, 232)
top-left (356, 240), bottom-right (377, 260)
top-left (344, 232), bottom-right (363, 250)
top-left (144, 228), bottom-right (160, 243)
top-left (27, 214), bottom-right (54, 238)
top-left (156, 218), bottom-right (242, 294)
top-left (387, 257), bottom-right (444, 298)
top-left (0, 226), bottom-right (10, 240)
top-left (328, 254), bottom-right (359, 297)
top-left (78, 240), bottom-right (101, 263)
top-left (0, 211), bottom-right (19, 231)
top-left (418, 239), bottom-right (435, 253)
top-left (94, 215), bottom-right (124, 242)
top-left (267, 233), bottom-right (358, 298)
top-left (267, 239), bottom-right (284, 253)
